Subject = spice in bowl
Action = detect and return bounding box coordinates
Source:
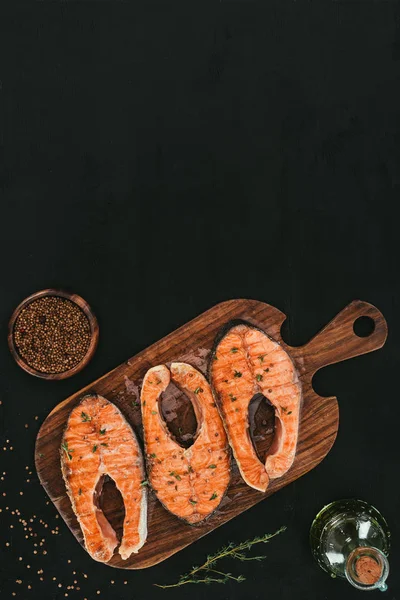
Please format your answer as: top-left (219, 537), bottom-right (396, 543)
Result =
top-left (9, 290), bottom-right (98, 379)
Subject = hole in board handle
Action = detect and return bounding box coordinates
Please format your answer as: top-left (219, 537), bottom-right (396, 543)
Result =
top-left (353, 316), bottom-right (375, 338)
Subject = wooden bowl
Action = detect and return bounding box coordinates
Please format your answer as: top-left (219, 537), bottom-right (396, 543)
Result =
top-left (8, 289), bottom-right (99, 380)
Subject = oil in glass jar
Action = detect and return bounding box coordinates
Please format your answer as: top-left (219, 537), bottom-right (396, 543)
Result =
top-left (310, 499), bottom-right (390, 591)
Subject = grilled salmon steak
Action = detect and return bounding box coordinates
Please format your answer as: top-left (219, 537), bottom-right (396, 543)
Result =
top-left (141, 362), bottom-right (230, 524)
top-left (61, 394), bottom-right (147, 562)
top-left (210, 323), bottom-right (301, 492)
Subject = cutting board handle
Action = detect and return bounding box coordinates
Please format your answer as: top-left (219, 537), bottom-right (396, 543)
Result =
top-left (290, 300), bottom-right (388, 377)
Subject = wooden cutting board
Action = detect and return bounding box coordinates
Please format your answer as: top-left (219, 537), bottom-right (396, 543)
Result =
top-left (35, 299), bottom-right (387, 569)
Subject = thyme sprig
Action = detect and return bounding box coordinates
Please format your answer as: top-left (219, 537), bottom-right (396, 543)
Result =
top-left (61, 442), bottom-right (73, 461)
top-left (155, 526), bottom-right (286, 588)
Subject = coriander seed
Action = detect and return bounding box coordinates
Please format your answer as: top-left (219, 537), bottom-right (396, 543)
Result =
top-left (13, 295), bottom-right (91, 374)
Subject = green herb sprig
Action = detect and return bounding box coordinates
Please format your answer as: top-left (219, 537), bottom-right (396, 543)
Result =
top-left (155, 526), bottom-right (286, 588)
top-left (61, 442), bottom-right (73, 461)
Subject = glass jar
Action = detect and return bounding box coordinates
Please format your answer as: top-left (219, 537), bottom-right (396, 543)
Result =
top-left (310, 499), bottom-right (390, 591)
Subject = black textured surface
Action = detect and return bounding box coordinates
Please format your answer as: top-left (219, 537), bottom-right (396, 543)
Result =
top-left (0, 3), bottom-right (399, 599)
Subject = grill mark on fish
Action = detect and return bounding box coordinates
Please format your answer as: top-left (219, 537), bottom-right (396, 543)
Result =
top-left (141, 363), bottom-right (230, 524)
top-left (61, 394), bottom-right (147, 563)
top-left (210, 323), bottom-right (302, 492)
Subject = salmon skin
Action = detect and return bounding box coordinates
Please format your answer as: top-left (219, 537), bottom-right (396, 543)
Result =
top-left (141, 362), bottom-right (230, 524)
top-left (61, 394), bottom-right (147, 563)
top-left (210, 322), bottom-right (302, 492)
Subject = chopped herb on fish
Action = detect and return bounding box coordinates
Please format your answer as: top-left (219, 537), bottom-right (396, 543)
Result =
top-left (209, 492), bottom-right (218, 501)
top-left (155, 378), bottom-right (161, 385)
top-left (142, 401), bottom-right (146, 406)
top-left (61, 442), bottom-right (73, 461)
top-left (62, 394), bottom-right (148, 562)
top-left (81, 412), bottom-right (91, 422)
top-left (287, 411), bottom-right (292, 415)
top-left (231, 347), bottom-right (239, 353)
top-left (211, 323), bottom-right (301, 489)
top-left (229, 393), bottom-right (237, 402)
top-left (140, 480), bottom-right (149, 487)
top-left (142, 362), bottom-right (230, 525)
top-left (150, 453), bottom-right (157, 458)
top-left (151, 410), bottom-right (157, 415)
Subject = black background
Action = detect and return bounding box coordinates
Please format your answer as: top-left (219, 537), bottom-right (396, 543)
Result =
top-left (1, 3), bottom-right (399, 600)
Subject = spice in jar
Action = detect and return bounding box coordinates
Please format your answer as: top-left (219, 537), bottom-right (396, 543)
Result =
top-left (13, 296), bottom-right (91, 374)
top-left (355, 556), bottom-right (383, 585)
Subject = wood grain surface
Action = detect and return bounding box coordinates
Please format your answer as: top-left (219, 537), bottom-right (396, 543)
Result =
top-left (35, 299), bottom-right (387, 569)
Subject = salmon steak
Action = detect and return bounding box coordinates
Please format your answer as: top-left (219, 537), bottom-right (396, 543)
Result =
top-left (61, 394), bottom-right (147, 563)
top-left (141, 362), bottom-right (230, 524)
top-left (210, 323), bottom-right (302, 492)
